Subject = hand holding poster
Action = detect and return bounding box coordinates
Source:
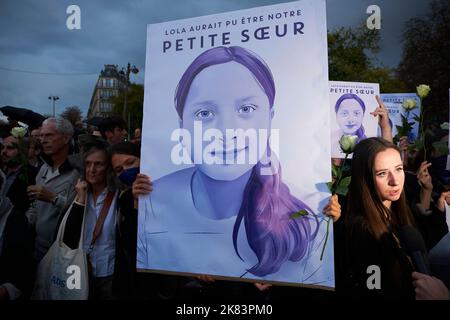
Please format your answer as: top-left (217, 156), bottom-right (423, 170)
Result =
top-left (380, 93), bottom-right (421, 142)
top-left (330, 81), bottom-right (380, 158)
top-left (138, 0), bottom-right (333, 288)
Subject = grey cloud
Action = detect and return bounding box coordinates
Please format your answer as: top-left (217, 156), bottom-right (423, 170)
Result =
top-left (0, 0), bottom-right (433, 117)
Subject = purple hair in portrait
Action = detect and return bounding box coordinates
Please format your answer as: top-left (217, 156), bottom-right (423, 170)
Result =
top-left (175, 46), bottom-right (319, 277)
top-left (335, 93), bottom-right (367, 142)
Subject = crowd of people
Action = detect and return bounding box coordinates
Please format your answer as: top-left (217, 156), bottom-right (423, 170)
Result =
top-left (0, 101), bottom-right (449, 300)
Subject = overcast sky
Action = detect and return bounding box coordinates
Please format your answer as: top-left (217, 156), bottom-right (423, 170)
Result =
top-left (0, 0), bottom-right (431, 117)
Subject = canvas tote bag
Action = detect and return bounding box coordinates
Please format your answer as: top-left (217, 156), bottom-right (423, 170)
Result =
top-left (32, 202), bottom-right (89, 300)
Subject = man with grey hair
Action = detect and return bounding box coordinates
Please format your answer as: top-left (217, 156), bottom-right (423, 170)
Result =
top-left (26, 117), bottom-right (79, 261)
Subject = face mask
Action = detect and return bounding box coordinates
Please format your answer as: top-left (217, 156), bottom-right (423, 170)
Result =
top-left (118, 167), bottom-right (139, 187)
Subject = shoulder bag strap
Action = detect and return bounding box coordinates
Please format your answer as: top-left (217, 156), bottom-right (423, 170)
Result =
top-left (90, 191), bottom-right (115, 247)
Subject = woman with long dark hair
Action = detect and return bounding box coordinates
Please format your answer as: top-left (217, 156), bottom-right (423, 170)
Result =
top-left (342, 137), bottom-right (417, 298)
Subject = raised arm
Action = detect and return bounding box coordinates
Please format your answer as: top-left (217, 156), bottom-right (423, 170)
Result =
top-left (371, 95), bottom-right (393, 143)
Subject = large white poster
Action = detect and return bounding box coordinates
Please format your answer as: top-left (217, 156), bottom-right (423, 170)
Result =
top-left (380, 93), bottom-right (421, 142)
top-left (330, 81), bottom-right (380, 158)
top-left (138, 0), bottom-right (333, 288)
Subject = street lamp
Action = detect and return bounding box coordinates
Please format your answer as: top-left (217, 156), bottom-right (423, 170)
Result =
top-left (48, 95), bottom-right (59, 117)
top-left (120, 63), bottom-right (139, 139)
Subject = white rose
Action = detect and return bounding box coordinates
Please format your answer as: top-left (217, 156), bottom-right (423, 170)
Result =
top-left (416, 84), bottom-right (431, 98)
top-left (402, 98), bottom-right (417, 111)
top-left (11, 126), bottom-right (27, 139)
top-left (339, 135), bottom-right (358, 154)
top-left (440, 122), bottom-right (449, 130)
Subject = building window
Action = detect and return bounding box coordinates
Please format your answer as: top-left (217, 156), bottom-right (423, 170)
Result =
top-left (101, 90), bottom-right (113, 98)
top-left (100, 102), bottom-right (112, 113)
top-left (101, 79), bottom-right (110, 87)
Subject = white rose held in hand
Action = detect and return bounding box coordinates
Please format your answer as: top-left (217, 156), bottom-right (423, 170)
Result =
top-left (11, 126), bottom-right (27, 139)
top-left (402, 98), bottom-right (417, 111)
top-left (339, 134), bottom-right (358, 154)
top-left (416, 84), bottom-right (431, 98)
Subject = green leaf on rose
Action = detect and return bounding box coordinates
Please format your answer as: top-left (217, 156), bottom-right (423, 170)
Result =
top-left (335, 185), bottom-right (348, 196)
top-left (339, 176), bottom-right (352, 187)
top-left (395, 125), bottom-right (405, 136)
top-left (432, 141), bottom-right (449, 155)
top-left (290, 209), bottom-right (309, 219)
top-left (326, 181), bottom-right (333, 193)
top-left (408, 139), bottom-right (424, 152)
top-left (335, 176), bottom-right (351, 196)
top-left (425, 128), bottom-right (435, 137)
top-left (400, 114), bottom-right (408, 124)
top-left (331, 164), bottom-right (339, 179)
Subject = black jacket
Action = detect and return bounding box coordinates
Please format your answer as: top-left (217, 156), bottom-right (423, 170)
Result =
top-left (0, 207), bottom-right (36, 299)
top-left (5, 165), bottom-right (38, 212)
top-left (341, 217), bottom-right (415, 299)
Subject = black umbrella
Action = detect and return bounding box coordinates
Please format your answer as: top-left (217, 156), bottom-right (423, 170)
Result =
top-left (0, 106), bottom-right (46, 129)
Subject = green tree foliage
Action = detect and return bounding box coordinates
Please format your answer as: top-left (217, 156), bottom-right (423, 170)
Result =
top-left (328, 25), bottom-right (379, 81)
top-left (398, 0), bottom-right (450, 124)
top-left (328, 25), bottom-right (407, 93)
top-left (111, 83), bottom-right (144, 132)
top-left (60, 105), bottom-right (83, 126)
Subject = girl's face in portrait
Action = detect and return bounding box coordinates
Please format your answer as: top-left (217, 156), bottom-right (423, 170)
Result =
top-left (336, 99), bottom-right (364, 135)
top-left (182, 61), bottom-right (272, 181)
top-left (372, 148), bottom-right (404, 208)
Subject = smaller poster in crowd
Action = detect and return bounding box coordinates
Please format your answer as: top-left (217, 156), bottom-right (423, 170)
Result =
top-left (380, 93), bottom-right (421, 142)
top-left (329, 81), bottom-right (379, 158)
